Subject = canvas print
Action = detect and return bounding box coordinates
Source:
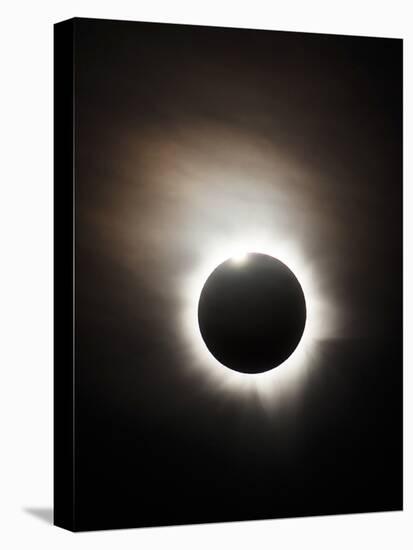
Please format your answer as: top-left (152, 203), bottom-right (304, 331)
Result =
top-left (54, 17), bottom-right (403, 531)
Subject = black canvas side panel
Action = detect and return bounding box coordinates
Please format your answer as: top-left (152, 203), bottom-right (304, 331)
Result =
top-left (53, 18), bottom-right (76, 532)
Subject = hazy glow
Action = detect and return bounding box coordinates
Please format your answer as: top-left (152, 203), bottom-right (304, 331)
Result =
top-left (180, 233), bottom-right (339, 410)
top-left (116, 124), bottom-right (343, 410)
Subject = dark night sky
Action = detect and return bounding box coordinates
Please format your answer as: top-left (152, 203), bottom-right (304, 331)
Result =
top-left (73, 18), bottom-right (402, 530)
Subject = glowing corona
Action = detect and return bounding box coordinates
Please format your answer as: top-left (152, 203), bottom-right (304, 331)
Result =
top-left (179, 233), bottom-right (338, 410)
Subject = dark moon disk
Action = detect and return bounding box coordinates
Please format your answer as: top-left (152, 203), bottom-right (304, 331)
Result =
top-left (198, 253), bottom-right (307, 374)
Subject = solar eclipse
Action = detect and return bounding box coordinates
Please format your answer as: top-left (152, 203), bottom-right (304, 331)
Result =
top-left (198, 253), bottom-right (306, 374)
top-left (180, 234), bottom-right (340, 408)
top-left (70, 18), bottom-right (403, 528)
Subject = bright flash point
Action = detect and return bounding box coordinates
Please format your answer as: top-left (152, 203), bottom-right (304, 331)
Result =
top-left (232, 251), bottom-right (248, 264)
